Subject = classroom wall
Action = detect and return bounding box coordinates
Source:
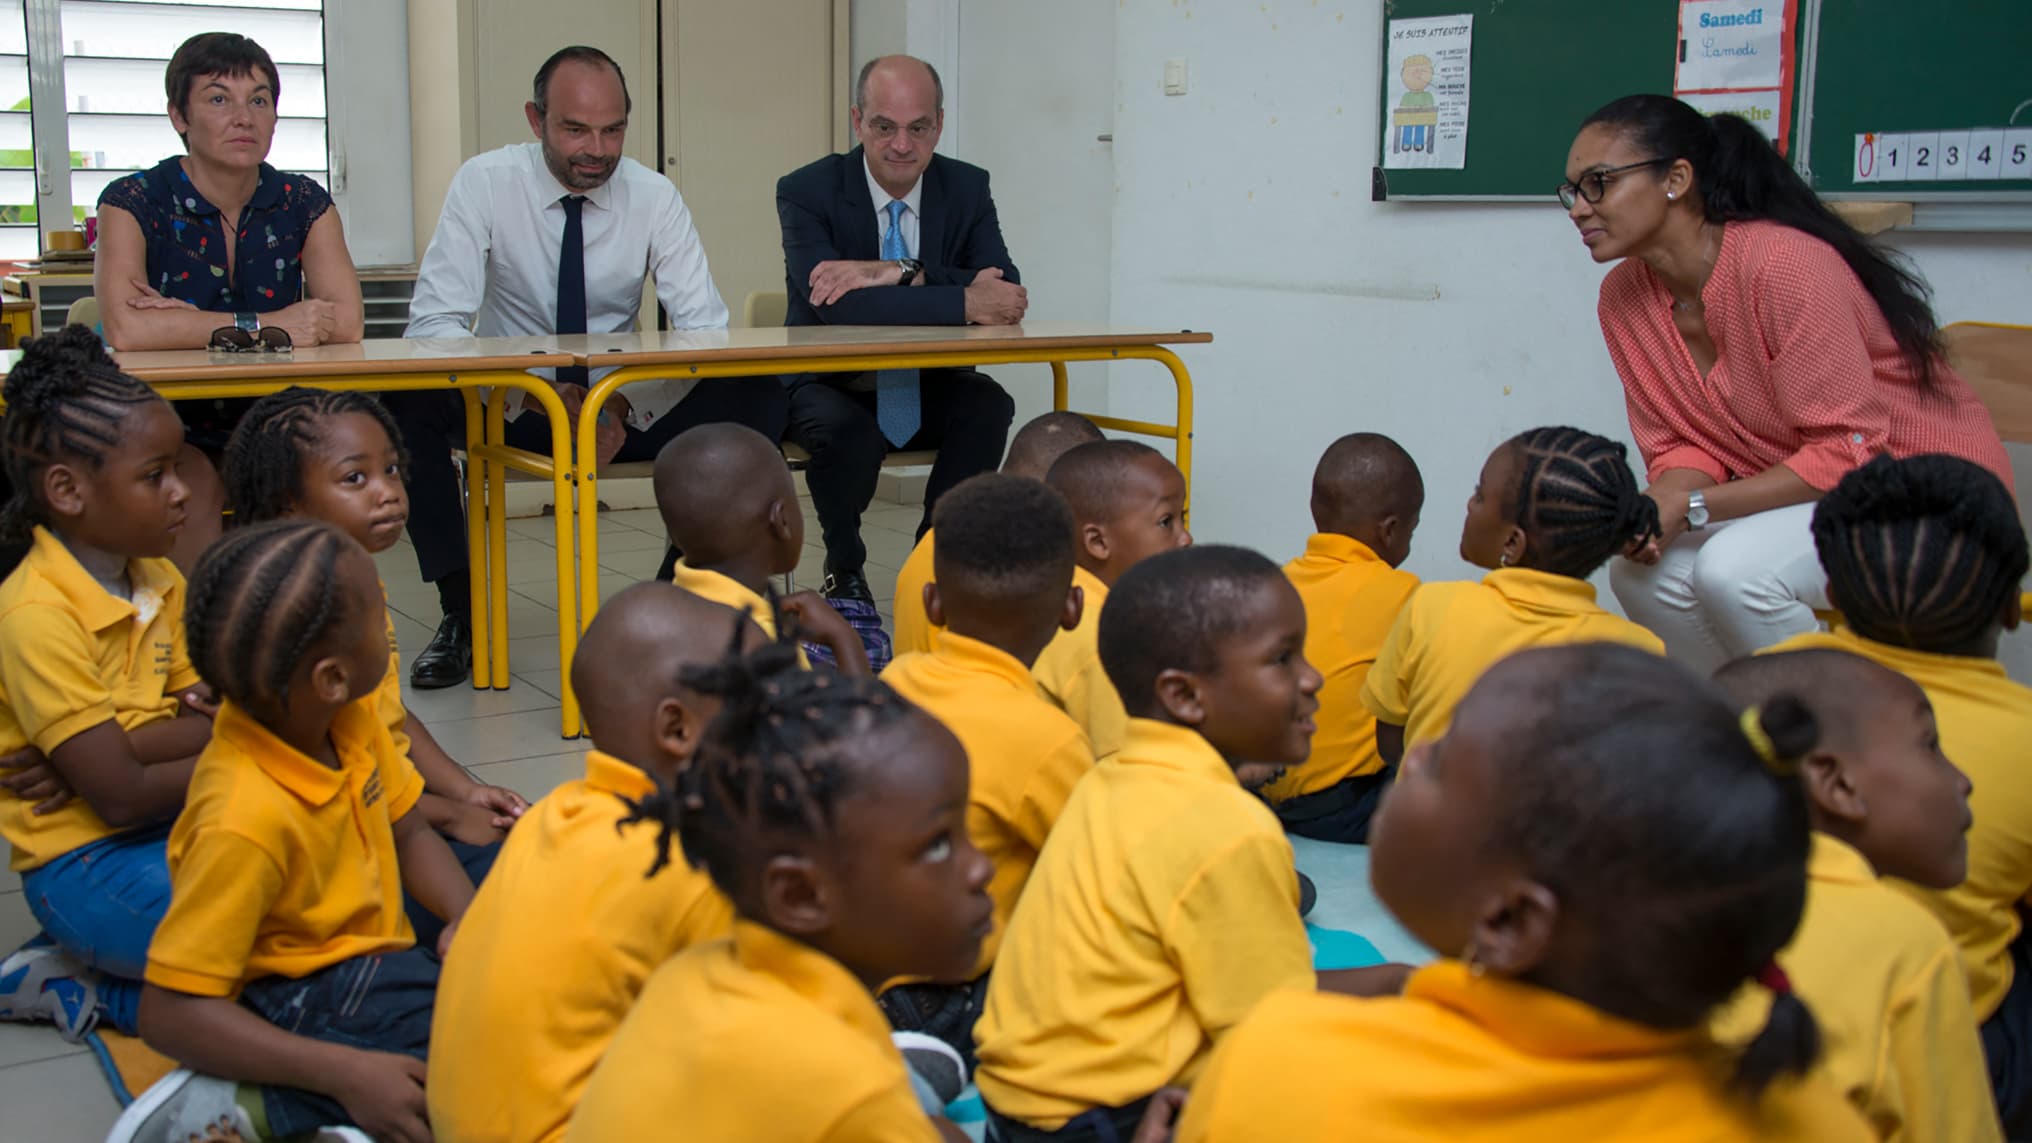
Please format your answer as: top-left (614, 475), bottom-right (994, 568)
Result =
top-left (407, 0), bottom-right (466, 262)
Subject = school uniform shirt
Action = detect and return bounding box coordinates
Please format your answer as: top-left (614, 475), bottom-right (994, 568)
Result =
top-left (973, 719), bottom-right (1316, 1129)
top-left (566, 920), bottom-right (940, 1142)
top-left (891, 528), bottom-right (939, 657)
top-left (1031, 565), bottom-right (1127, 762)
top-left (1361, 568), bottom-right (1665, 750)
top-left (1175, 963), bottom-right (1875, 1143)
top-left (430, 749), bottom-right (734, 1143)
top-left (1767, 627), bottom-right (2032, 1022)
top-left (1711, 833), bottom-right (2001, 1143)
top-left (882, 631), bottom-right (1093, 974)
top-left (1263, 533), bottom-right (1420, 803)
top-left (0, 526), bottom-right (201, 871)
top-left (373, 580), bottom-right (412, 760)
top-left (144, 698), bottom-right (424, 997)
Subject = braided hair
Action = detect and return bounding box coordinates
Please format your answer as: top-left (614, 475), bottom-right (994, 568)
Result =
top-left (222, 386), bottom-right (407, 524)
top-left (1, 325), bottom-right (166, 542)
top-left (621, 602), bottom-right (922, 891)
top-left (1506, 426), bottom-right (1660, 578)
top-left (1811, 453), bottom-right (2027, 655)
top-left (184, 519), bottom-right (360, 710)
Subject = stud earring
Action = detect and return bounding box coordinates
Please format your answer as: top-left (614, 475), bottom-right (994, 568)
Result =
top-left (1666, 191), bottom-right (1677, 200)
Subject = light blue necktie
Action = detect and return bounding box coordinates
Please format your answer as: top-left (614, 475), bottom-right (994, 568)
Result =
top-left (875, 199), bottom-right (921, 447)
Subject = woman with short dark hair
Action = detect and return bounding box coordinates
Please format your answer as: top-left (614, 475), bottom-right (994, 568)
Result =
top-left (1566, 94), bottom-right (2012, 671)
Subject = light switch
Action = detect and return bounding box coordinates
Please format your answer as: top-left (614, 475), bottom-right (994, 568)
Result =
top-left (1164, 58), bottom-right (1187, 96)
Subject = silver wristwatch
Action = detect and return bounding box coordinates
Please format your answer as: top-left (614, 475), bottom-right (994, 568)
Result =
top-left (1686, 490), bottom-right (1711, 531)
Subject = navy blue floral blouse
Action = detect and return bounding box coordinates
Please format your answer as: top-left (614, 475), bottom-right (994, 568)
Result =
top-left (97, 156), bottom-right (333, 314)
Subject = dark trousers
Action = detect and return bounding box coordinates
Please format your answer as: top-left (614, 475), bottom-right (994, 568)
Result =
top-left (985, 1096), bottom-right (1153, 1143)
top-left (1983, 923), bottom-right (2032, 1137)
top-left (880, 973), bottom-right (991, 1075)
top-left (784, 370), bottom-right (1014, 577)
top-left (1273, 767), bottom-right (1396, 845)
top-left (237, 947), bottom-right (438, 1138)
top-left (384, 379), bottom-right (789, 588)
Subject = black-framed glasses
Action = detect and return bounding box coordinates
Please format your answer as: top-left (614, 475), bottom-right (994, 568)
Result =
top-left (1557, 159), bottom-right (1669, 209)
top-left (208, 326), bottom-right (293, 353)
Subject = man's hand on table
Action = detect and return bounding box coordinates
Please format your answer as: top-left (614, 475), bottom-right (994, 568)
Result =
top-left (807, 260), bottom-right (912, 306)
top-left (552, 382), bottom-right (631, 465)
top-left (965, 267), bottom-right (1027, 326)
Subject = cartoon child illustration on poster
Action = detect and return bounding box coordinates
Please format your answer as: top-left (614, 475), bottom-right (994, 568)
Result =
top-left (1393, 54), bottom-right (1437, 153)
top-left (1383, 14), bottom-right (1472, 170)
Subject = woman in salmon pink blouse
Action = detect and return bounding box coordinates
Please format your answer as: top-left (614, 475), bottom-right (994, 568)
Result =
top-left (1566, 95), bottom-right (2012, 672)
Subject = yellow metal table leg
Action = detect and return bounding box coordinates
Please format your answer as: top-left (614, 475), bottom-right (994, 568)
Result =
top-left (485, 394), bottom-right (511, 690)
top-left (461, 389), bottom-right (491, 691)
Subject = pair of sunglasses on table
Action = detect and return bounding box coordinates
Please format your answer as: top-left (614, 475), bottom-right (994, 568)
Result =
top-left (207, 325), bottom-right (294, 354)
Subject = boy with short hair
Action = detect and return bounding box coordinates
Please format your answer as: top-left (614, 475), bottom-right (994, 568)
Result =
top-left (880, 473), bottom-right (1091, 1066)
top-left (652, 423), bottom-right (866, 672)
top-left (428, 583), bottom-right (758, 1143)
top-left (1266, 432), bottom-right (1424, 844)
top-left (894, 411), bottom-right (1103, 655)
top-left (1032, 440), bottom-right (1192, 762)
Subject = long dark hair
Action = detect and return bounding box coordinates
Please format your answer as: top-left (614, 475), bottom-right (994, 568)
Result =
top-left (1584, 95), bottom-right (1943, 388)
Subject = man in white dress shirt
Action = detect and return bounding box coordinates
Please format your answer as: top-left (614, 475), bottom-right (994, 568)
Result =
top-left (389, 45), bottom-right (785, 688)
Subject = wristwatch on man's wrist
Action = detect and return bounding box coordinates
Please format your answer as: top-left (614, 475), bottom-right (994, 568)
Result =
top-left (1685, 490), bottom-right (1711, 531)
top-left (896, 258), bottom-right (923, 282)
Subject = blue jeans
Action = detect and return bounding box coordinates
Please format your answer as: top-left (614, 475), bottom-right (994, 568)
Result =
top-left (20, 821), bottom-right (174, 1034)
top-left (238, 947), bottom-right (439, 1137)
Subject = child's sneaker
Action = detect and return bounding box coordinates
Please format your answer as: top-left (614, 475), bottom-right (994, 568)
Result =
top-left (894, 1029), bottom-right (967, 1109)
top-left (107, 1069), bottom-right (259, 1142)
top-left (0, 934), bottom-right (100, 1041)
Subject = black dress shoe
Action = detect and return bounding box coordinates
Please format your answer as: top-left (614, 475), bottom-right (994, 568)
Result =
top-left (822, 569), bottom-right (874, 605)
top-left (410, 613), bottom-right (473, 690)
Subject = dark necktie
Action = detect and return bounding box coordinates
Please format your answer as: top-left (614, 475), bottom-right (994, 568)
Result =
top-left (556, 194), bottom-right (588, 387)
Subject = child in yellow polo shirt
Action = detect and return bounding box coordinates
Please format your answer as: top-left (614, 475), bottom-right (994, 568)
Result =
top-left (652, 421), bottom-right (868, 671)
top-left (221, 385), bottom-right (530, 949)
top-left (1363, 426), bottom-right (1664, 761)
top-left (975, 545), bottom-right (1400, 1142)
top-left (1714, 649), bottom-right (2001, 1142)
top-left (1032, 439), bottom-right (1192, 762)
top-left (1265, 432), bottom-right (1423, 844)
top-left (895, 410), bottom-right (1103, 655)
top-left (1776, 453), bottom-right (2032, 1134)
top-left (569, 621), bottom-right (995, 1141)
top-left (0, 330), bottom-right (213, 1039)
top-left (113, 521), bottom-right (475, 1143)
top-left (430, 582), bottom-right (751, 1143)
top-left (880, 473), bottom-right (1090, 1068)
top-left (1176, 643), bottom-right (1873, 1142)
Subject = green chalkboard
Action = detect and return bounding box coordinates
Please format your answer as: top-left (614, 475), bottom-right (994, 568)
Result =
top-left (1374, 0), bottom-right (1691, 200)
top-left (1804, 0), bottom-right (2032, 197)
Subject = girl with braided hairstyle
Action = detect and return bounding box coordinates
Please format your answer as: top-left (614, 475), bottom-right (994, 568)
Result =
top-left (1362, 426), bottom-right (1666, 764)
top-left (0, 325), bottom-right (212, 1039)
top-left (571, 614), bottom-right (998, 1142)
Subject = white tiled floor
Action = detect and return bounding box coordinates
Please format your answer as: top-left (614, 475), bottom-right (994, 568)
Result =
top-left (0, 489), bottom-right (914, 1139)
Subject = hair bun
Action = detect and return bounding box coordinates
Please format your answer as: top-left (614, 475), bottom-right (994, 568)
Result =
top-left (3, 324), bottom-right (119, 412)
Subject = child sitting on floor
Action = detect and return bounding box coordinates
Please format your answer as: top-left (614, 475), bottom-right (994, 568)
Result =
top-left (1363, 425), bottom-right (1663, 764)
top-left (1769, 452), bottom-right (2032, 1135)
top-left (115, 521), bottom-right (474, 1143)
top-left (0, 327), bottom-right (213, 1040)
top-left (221, 385), bottom-right (527, 948)
top-left (653, 422), bottom-right (868, 673)
top-left (429, 582), bottom-right (756, 1142)
top-left (1033, 440), bottom-right (1192, 761)
top-left (1714, 649), bottom-right (2000, 1142)
top-left (1264, 432), bottom-right (1424, 844)
top-left (880, 473), bottom-right (1091, 1070)
top-left (1176, 643), bottom-right (1872, 1142)
top-left (568, 620), bottom-right (993, 1141)
top-left (893, 411), bottom-right (1104, 655)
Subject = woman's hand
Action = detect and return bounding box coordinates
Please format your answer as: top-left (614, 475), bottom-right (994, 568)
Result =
top-left (264, 299), bottom-right (338, 347)
top-left (124, 279), bottom-right (199, 311)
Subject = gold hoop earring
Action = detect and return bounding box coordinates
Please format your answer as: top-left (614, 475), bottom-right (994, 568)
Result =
top-left (1498, 550), bottom-right (1512, 568)
top-left (1461, 941), bottom-right (1486, 978)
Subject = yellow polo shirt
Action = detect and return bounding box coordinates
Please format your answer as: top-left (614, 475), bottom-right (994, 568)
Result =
top-left (973, 719), bottom-right (1316, 1129)
top-left (567, 920), bottom-right (940, 1142)
top-left (1362, 568), bottom-right (1665, 750)
top-left (1767, 627), bottom-right (2032, 1021)
top-left (1263, 533), bottom-right (1420, 803)
top-left (0, 526), bottom-right (202, 871)
top-left (1176, 962), bottom-right (1874, 1142)
top-left (430, 749), bottom-right (734, 1143)
top-left (1032, 566), bottom-right (1127, 762)
top-left (372, 581), bottom-right (411, 760)
top-left (671, 562), bottom-right (808, 668)
top-left (1711, 833), bottom-right (2000, 1143)
top-left (892, 527), bottom-right (939, 657)
top-left (145, 697), bottom-right (424, 997)
top-left (882, 631), bottom-right (1093, 974)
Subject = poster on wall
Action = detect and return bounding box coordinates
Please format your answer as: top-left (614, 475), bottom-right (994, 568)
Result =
top-left (1674, 0), bottom-right (1797, 151)
top-left (1381, 13), bottom-right (1472, 171)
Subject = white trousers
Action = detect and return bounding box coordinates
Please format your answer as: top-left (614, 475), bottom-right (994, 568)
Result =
top-left (1610, 502), bottom-right (1829, 676)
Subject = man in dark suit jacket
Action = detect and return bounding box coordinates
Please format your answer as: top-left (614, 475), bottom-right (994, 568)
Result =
top-left (777, 54), bottom-right (1028, 604)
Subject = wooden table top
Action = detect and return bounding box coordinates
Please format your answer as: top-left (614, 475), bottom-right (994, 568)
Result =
top-left (50, 337), bottom-right (576, 381)
top-left (555, 321), bottom-right (1214, 366)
